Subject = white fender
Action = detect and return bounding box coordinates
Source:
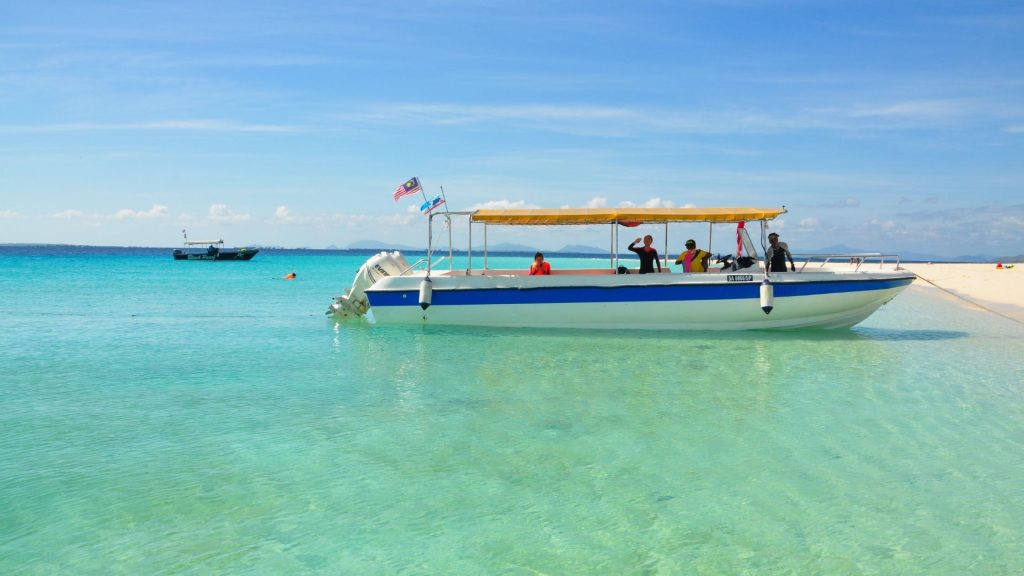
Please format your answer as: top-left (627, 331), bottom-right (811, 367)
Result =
top-left (418, 277), bottom-right (433, 310)
top-left (760, 278), bottom-right (774, 315)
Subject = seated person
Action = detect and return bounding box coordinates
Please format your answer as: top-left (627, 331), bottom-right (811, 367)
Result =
top-left (529, 252), bottom-right (551, 275)
top-left (628, 235), bottom-right (662, 274)
top-left (674, 239), bottom-right (710, 272)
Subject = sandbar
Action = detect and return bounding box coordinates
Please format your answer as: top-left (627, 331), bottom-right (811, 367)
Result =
top-left (900, 263), bottom-right (1024, 323)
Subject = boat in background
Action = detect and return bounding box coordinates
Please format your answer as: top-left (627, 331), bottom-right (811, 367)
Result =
top-left (328, 207), bottom-right (915, 330)
top-left (172, 231), bottom-right (258, 261)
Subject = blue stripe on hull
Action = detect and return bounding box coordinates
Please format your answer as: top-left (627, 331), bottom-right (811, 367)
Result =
top-left (367, 277), bottom-right (913, 307)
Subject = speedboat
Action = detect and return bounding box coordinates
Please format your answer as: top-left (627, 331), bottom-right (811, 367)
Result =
top-left (172, 231), bottom-right (258, 261)
top-left (328, 207), bottom-right (914, 330)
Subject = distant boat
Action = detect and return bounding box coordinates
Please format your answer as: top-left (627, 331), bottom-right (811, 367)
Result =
top-left (173, 231), bottom-right (258, 261)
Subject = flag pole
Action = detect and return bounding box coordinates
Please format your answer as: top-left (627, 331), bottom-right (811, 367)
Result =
top-left (440, 185), bottom-right (452, 269)
top-left (418, 177), bottom-right (429, 205)
top-left (417, 178), bottom-right (431, 271)
top-left (438, 185), bottom-right (450, 214)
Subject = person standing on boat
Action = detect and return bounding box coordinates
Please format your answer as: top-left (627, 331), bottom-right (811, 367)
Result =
top-left (628, 236), bottom-right (662, 274)
top-left (529, 252), bottom-right (551, 275)
top-left (674, 239), bottom-right (711, 272)
top-left (766, 232), bottom-right (796, 272)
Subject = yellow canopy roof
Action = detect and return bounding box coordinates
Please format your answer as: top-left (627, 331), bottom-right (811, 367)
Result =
top-left (471, 207), bottom-right (785, 225)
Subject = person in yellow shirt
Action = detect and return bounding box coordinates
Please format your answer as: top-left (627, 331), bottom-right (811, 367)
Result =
top-left (675, 239), bottom-right (711, 272)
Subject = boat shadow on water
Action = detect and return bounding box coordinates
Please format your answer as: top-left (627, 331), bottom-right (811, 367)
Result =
top-left (332, 318), bottom-right (968, 343)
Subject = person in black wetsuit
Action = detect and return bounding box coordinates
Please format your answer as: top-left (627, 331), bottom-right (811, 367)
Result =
top-left (765, 232), bottom-right (795, 272)
top-left (628, 235), bottom-right (662, 274)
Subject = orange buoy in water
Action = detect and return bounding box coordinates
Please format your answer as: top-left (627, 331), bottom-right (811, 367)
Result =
top-left (284, 272), bottom-right (296, 280)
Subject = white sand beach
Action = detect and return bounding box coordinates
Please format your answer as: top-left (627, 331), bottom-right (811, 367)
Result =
top-left (901, 263), bottom-right (1024, 323)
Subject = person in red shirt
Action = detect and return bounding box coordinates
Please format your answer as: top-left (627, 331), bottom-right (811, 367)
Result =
top-left (529, 252), bottom-right (551, 275)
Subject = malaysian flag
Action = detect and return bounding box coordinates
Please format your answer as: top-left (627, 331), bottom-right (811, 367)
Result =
top-left (420, 195), bottom-right (445, 214)
top-left (393, 177), bottom-right (422, 201)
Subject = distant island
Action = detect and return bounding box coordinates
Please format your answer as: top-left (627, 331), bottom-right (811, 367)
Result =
top-left (344, 240), bottom-right (544, 253)
top-left (345, 240), bottom-right (420, 251)
top-left (487, 242), bottom-right (539, 252)
top-left (557, 244), bottom-right (606, 254)
top-left (342, 240), bottom-right (617, 254)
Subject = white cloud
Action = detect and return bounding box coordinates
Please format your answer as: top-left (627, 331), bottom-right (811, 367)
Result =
top-left (996, 214), bottom-right (1024, 228)
top-left (585, 196), bottom-right (608, 208)
top-left (207, 204), bottom-right (250, 223)
top-left (799, 217), bottom-right (820, 228)
top-left (7, 98), bottom-right (985, 142)
top-left (275, 205), bottom-right (298, 223)
top-left (1006, 125), bottom-right (1024, 133)
top-left (335, 97), bottom-right (1002, 137)
top-left (0, 209), bottom-right (20, 218)
top-left (355, 104), bottom-right (635, 127)
top-left (617, 198), bottom-right (676, 208)
top-left (51, 205), bottom-right (171, 221)
top-left (0, 120), bottom-right (303, 134)
top-left (469, 199), bottom-right (540, 210)
top-left (819, 197), bottom-right (860, 208)
top-left (52, 209), bottom-right (88, 219)
top-left (114, 204), bottom-right (169, 220)
top-left (642, 197), bottom-right (675, 208)
top-left (375, 212), bottom-right (420, 226)
top-left (273, 205), bottom-right (418, 227)
top-left (846, 100), bottom-right (967, 120)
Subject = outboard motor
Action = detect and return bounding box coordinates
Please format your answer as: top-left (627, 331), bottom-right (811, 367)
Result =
top-left (328, 251), bottom-right (411, 318)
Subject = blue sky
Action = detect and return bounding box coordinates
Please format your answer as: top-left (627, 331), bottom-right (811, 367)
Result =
top-left (1, 0), bottom-right (1022, 255)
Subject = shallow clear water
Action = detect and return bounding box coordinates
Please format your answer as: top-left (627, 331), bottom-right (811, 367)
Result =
top-left (1, 247), bottom-right (1022, 574)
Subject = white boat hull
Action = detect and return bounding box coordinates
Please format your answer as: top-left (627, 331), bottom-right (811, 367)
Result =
top-left (361, 270), bottom-right (914, 330)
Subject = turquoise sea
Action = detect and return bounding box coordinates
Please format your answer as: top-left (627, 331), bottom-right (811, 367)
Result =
top-left (1, 246), bottom-right (1022, 574)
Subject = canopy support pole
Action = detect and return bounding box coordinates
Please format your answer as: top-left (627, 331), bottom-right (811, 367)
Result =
top-left (609, 223), bottom-right (614, 270)
top-left (613, 222), bottom-right (619, 268)
top-left (447, 214), bottom-right (453, 272)
top-left (760, 220), bottom-right (770, 278)
top-left (427, 213), bottom-right (433, 275)
top-left (664, 222), bottom-right (669, 269)
top-left (708, 223), bottom-right (713, 257)
top-left (484, 224), bottom-right (489, 271)
top-left (467, 218), bottom-right (472, 274)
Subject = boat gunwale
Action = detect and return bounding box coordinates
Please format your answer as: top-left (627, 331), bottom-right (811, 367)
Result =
top-left (366, 270), bottom-right (916, 294)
